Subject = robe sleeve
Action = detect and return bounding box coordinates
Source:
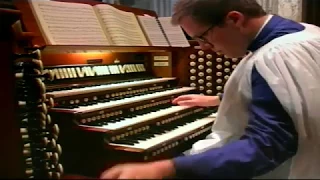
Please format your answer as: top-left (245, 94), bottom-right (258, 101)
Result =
top-left (172, 65), bottom-right (298, 179)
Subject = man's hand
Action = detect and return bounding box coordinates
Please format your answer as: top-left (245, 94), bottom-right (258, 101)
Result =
top-left (172, 94), bottom-right (220, 107)
top-left (100, 160), bottom-right (176, 179)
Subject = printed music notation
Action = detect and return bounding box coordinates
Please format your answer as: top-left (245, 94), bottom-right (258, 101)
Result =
top-left (30, 0), bottom-right (111, 45)
top-left (28, 0), bottom-right (190, 47)
top-left (94, 4), bottom-right (149, 46)
top-left (137, 16), bottom-right (170, 47)
top-left (158, 17), bottom-right (190, 47)
top-left (137, 16), bottom-right (190, 47)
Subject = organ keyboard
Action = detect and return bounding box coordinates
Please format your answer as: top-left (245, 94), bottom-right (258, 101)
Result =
top-left (1, 0), bottom-right (239, 179)
top-left (46, 77), bottom-right (175, 99)
top-left (108, 113), bottom-right (216, 152)
top-left (45, 64), bottom-right (217, 177)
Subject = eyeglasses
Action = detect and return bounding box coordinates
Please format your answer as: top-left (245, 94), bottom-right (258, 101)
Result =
top-left (193, 25), bottom-right (215, 43)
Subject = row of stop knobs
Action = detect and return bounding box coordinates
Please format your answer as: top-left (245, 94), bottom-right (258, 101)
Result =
top-left (14, 50), bottom-right (63, 179)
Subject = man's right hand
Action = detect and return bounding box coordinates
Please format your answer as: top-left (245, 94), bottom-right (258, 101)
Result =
top-left (172, 94), bottom-right (220, 107)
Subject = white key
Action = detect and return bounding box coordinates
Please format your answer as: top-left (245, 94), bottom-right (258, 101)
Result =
top-left (208, 112), bottom-right (217, 118)
top-left (102, 105), bottom-right (192, 130)
top-left (109, 117), bottom-right (215, 150)
top-left (59, 87), bottom-right (195, 113)
top-left (47, 77), bottom-right (176, 98)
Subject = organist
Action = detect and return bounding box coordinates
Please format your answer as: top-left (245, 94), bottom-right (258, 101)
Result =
top-left (100, 0), bottom-right (320, 179)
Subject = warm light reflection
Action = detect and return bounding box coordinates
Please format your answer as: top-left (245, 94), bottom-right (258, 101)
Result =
top-left (41, 50), bottom-right (115, 66)
top-left (71, 51), bottom-right (113, 59)
top-left (68, 51), bottom-right (114, 64)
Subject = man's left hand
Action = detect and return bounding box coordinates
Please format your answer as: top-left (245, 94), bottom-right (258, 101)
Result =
top-left (99, 160), bottom-right (176, 179)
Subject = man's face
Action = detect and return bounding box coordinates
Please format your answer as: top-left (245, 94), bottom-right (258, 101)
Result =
top-left (180, 13), bottom-right (250, 58)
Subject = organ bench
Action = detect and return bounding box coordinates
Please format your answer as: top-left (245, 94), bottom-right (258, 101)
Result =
top-left (0, 0), bottom-right (242, 178)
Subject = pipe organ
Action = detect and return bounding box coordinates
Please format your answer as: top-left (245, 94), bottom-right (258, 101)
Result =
top-left (1, 0), bottom-right (240, 179)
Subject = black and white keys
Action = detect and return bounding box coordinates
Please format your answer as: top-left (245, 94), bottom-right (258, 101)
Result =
top-left (52, 87), bottom-right (195, 113)
top-left (46, 77), bottom-right (176, 98)
top-left (108, 115), bottom-right (215, 151)
top-left (79, 104), bottom-right (194, 131)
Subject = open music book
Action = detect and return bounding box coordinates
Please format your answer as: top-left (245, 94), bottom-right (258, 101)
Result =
top-left (28, 0), bottom-right (190, 47)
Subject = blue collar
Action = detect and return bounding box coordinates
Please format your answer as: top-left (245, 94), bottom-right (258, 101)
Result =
top-left (247, 15), bottom-right (305, 52)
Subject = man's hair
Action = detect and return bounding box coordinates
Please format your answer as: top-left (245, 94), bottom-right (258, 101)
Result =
top-left (171, 0), bottom-right (267, 26)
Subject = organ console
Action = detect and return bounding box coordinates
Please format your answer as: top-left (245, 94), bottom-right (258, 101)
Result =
top-left (0, 0), bottom-right (242, 179)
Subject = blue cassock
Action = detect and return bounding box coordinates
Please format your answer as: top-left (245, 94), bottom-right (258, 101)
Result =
top-left (173, 15), bottom-right (305, 178)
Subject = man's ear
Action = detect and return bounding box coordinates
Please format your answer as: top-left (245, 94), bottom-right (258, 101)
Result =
top-left (225, 11), bottom-right (245, 28)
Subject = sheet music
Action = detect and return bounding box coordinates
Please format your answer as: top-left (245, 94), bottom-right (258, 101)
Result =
top-left (137, 16), bottom-right (170, 47)
top-left (94, 4), bottom-right (149, 46)
top-left (158, 17), bottom-right (190, 47)
top-left (29, 0), bottom-right (110, 45)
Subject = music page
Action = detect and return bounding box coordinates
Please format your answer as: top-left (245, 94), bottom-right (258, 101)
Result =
top-left (158, 17), bottom-right (190, 47)
top-left (29, 0), bottom-right (110, 45)
top-left (137, 15), bottom-right (170, 47)
top-left (94, 4), bottom-right (149, 46)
